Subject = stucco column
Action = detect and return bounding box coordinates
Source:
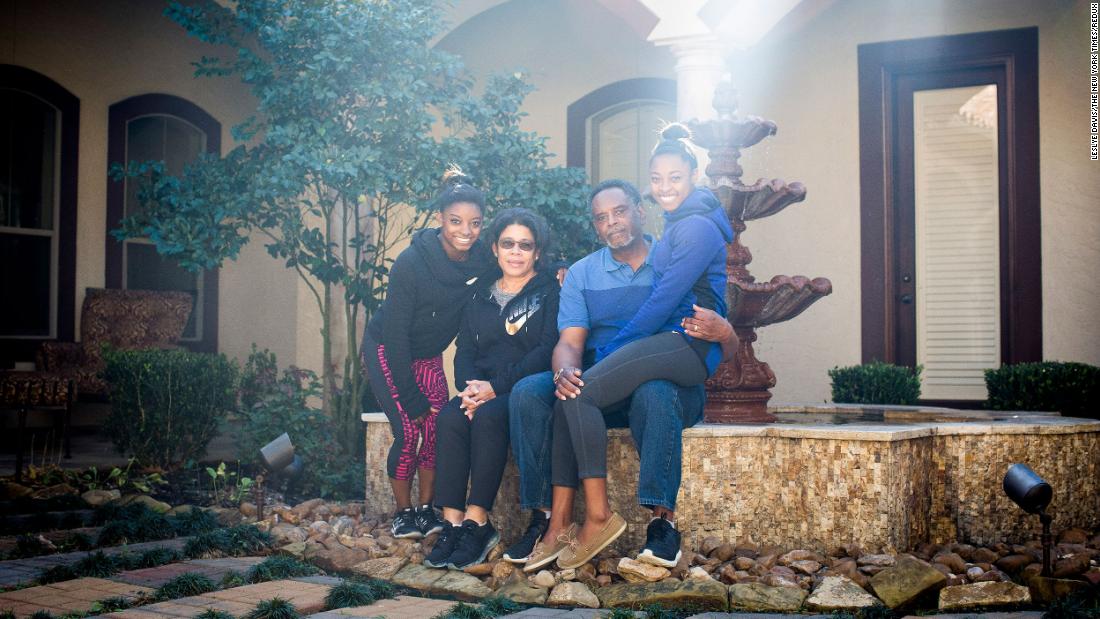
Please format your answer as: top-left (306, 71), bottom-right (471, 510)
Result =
top-left (666, 37), bottom-right (726, 122)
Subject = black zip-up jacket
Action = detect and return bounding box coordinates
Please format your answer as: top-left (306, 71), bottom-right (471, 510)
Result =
top-left (454, 270), bottom-right (560, 396)
top-left (366, 228), bottom-right (495, 417)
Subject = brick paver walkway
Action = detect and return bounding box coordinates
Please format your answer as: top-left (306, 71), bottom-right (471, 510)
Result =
top-left (0, 537), bottom-right (189, 587)
top-left (111, 557), bottom-right (266, 588)
top-left (0, 577), bottom-right (154, 618)
top-left (305, 594), bottom-right (456, 619)
top-left (105, 579), bottom-right (332, 618)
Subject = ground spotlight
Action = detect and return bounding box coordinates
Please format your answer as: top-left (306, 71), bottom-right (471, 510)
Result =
top-left (1003, 463), bottom-right (1053, 576)
top-left (256, 433), bottom-right (305, 520)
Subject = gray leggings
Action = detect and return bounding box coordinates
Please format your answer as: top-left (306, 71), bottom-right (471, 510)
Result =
top-left (551, 331), bottom-right (709, 485)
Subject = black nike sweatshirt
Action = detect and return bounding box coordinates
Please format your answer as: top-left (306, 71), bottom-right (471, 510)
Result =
top-left (365, 228), bottom-right (495, 417)
top-left (453, 270), bottom-right (560, 396)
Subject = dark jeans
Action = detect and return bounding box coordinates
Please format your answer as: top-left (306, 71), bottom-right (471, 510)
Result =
top-left (433, 395), bottom-right (510, 512)
top-left (509, 363), bottom-right (705, 510)
top-left (553, 331), bottom-right (708, 484)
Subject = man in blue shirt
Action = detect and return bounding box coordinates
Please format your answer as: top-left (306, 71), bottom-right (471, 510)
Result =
top-left (503, 179), bottom-right (736, 570)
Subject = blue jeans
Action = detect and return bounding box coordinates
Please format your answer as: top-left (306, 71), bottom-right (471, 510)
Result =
top-left (509, 370), bottom-right (704, 511)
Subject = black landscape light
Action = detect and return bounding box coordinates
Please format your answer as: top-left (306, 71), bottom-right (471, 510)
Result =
top-left (1003, 463), bottom-right (1053, 576)
top-left (255, 433), bottom-right (304, 521)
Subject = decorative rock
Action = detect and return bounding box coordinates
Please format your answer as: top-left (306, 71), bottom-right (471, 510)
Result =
top-left (718, 564), bottom-right (737, 584)
top-left (81, 489), bottom-right (120, 507)
top-left (1084, 568), bottom-right (1100, 586)
top-left (762, 571), bottom-right (801, 589)
top-left (756, 553), bottom-right (778, 570)
top-left (274, 506), bottom-right (300, 524)
top-left (331, 515), bottom-right (357, 537)
top-left (492, 560), bottom-right (515, 581)
top-left (966, 566), bottom-right (985, 580)
top-left (995, 554), bottom-right (1035, 573)
top-left (597, 558), bottom-right (619, 575)
top-left (392, 563), bottom-right (447, 591)
top-left (556, 568), bottom-right (576, 582)
top-left (729, 582), bottom-right (808, 612)
top-left (1, 482), bottom-right (33, 499)
top-left (933, 552), bottom-right (967, 574)
top-left (617, 557), bottom-right (670, 583)
top-left (790, 560), bottom-right (823, 575)
top-left (209, 506), bottom-right (244, 525)
top-left (735, 544), bottom-right (758, 558)
top-left (711, 543), bottom-right (737, 562)
top-left (576, 563), bottom-right (598, 587)
top-left (1028, 575), bottom-right (1092, 604)
top-left (946, 574), bottom-right (968, 587)
top-left (239, 502), bottom-right (258, 518)
top-left (311, 546), bottom-right (369, 572)
top-left (804, 576), bottom-right (880, 612)
top-left (598, 578), bottom-right (728, 611)
top-left (496, 575), bottom-right (549, 605)
top-left (432, 570), bottom-right (494, 601)
top-left (596, 574), bottom-right (612, 587)
top-left (870, 555), bottom-right (947, 609)
top-left (939, 581), bottom-right (1031, 611)
top-left (700, 536), bottom-right (722, 557)
top-left (270, 523), bottom-right (308, 544)
top-left (292, 498), bottom-right (325, 519)
top-left (308, 520), bottom-right (333, 537)
top-left (463, 562), bottom-right (494, 577)
top-left (1053, 553), bottom-right (1091, 578)
top-left (972, 547), bottom-right (1000, 563)
top-left (547, 582), bottom-right (599, 608)
top-left (1058, 528), bottom-right (1090, 544)
top-left (352, 556), bottom-right (408, 580)
top-left (120, 494), bottom-right (171, 513)
top-left (30, 483), bottom-right (78, 500)
top-left (687, 566), bottom-right (714, 580)
top-left (974, 568), bottom-right (1010, 583)
top-left (858, 554), bottom-right (896, 567)
top-left (530, 570), bottom-right (556, 588)
top-left (779, 549), bottom-right (823, 565)
top-left (734, 556), bottom-right (756, 571)
top-left (860, 565), bottom-right (888, 576)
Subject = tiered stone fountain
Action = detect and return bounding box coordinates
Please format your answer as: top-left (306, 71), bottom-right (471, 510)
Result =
top-left (687, 83), bottom-right (833, 423)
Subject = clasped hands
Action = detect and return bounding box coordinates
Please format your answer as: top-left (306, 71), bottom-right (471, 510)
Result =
top-left (459, 379), bottom-right (496, 419)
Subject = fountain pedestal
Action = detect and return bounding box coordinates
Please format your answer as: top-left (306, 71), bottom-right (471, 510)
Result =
top-left (688, 84), bottom-right (832, 423)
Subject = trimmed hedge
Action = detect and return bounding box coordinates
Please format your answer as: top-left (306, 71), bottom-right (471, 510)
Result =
top-left (828, 362), bottom-right (922, 405)
top-left (103, 348), bottom-right (238, 469)
top-left (985, 361), bottom-right (1100, 419)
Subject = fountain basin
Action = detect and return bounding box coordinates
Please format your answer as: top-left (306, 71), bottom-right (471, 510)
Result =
top-left (362, 409), bottom-right (1099, 553)
top-left (727, 274), bottom-right (834, 327)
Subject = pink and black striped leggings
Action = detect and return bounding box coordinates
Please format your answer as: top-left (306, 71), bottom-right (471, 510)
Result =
top-left (362, 333), bottom-right (449, 480)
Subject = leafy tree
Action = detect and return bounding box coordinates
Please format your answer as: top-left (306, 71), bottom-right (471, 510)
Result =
top-left (112, 0), bottom-right (594, 448)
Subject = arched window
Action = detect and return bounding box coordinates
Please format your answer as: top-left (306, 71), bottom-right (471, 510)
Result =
top-left (0, 65), bottom-right (78, 365)
top-left (567, 78), bottom-right (675, 234)
top-left (106, 94), bottom-right (220, 352)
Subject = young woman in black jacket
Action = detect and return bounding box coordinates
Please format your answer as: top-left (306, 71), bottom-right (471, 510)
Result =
top-left (423, 208), bottom-right (560, 569)
top-left (361, 169), bottom-right (496, 540)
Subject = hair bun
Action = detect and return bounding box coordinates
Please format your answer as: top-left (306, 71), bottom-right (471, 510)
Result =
top-left (441, 164), bottom-right (471, 187)
top-left (660, 122), bottom-right (692, 141)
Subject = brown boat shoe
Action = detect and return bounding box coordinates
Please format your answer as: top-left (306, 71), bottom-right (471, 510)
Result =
top-left (556, 512), bottom-right (627, 569)
top-left (522, 523), bottom-right (577, 573)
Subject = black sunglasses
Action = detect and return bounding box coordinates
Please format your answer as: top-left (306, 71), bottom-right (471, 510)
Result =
top-left (498, 239), bottom-right (536, 252)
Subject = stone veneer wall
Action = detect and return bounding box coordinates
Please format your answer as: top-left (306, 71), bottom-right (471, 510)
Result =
top-left (362, 413), bottom-right (1100, 553)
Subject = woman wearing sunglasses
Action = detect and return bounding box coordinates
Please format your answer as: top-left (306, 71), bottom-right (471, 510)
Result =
top-left (424, 207), bottom-right (560, 569)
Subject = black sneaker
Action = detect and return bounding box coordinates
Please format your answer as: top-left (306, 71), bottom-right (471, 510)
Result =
top-left (391, 507), bottom-right (422, 539)
top-left (423, 523), bottom-right (465, 568)
top-left (636, 517), bottom-right (682, 568)
top-left (415, 504), bottom-right (445, 536)
top-left (446, 519), bottom-right (500, 569)
top-left (502, 510), bottom-right (550, 563)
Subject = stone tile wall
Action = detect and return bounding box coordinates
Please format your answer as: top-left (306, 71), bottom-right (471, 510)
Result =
top-left (362, 413), bottom-right (1100, 553)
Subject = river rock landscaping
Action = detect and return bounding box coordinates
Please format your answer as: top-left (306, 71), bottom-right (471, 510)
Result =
top-left (1, 484), bottom-right (1098, 617)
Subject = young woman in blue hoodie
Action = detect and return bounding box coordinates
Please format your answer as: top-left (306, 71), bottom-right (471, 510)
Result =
top-left (361, 168), bottom-right (496, 540)
top-left (548, 124), bottom-right (734, 569)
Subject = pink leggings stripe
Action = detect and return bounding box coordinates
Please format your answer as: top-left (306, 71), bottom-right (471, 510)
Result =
top-left (373, 344), bottom-right (448, 480)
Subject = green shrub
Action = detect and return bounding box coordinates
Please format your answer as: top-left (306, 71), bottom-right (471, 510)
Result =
top-left (184, 524), bottom-right (272, 558)
top-left (135, 548), bottom-right (182, 568)
top-left (985, 361), bottom-right (1100, 419)
top-left (323, 581), bottom-right (376, 610)
top-left (236, 347), bottom-right (362, 499)
top-left (89, 597), bottom-right (133, 614)
top-left (829, 362), bottom-right (921, 405)
top-left (171, 508), bottom-right (221, 536)
top-left (245, 598), bottom-right (301, 619)
top-left (73, 551), bottom-right (120, 578)
top-left (37, 565), bottom-right (77, 584)
top-left (246, 556), bottom-right (318, 583)
top-left (196, 610), bottom-right (236, 619)
top-left (97, 504), bottom-right (175, 546)
top-left (220, 571), bottom-right (247, 588)
top-left (102, 347), bottom-right (238, 469)
top-left (154, 573), bottom-right (217, 601)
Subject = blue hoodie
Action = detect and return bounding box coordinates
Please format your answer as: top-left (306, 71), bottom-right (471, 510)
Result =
top-left (595, 187), bottom-right (734, 374)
